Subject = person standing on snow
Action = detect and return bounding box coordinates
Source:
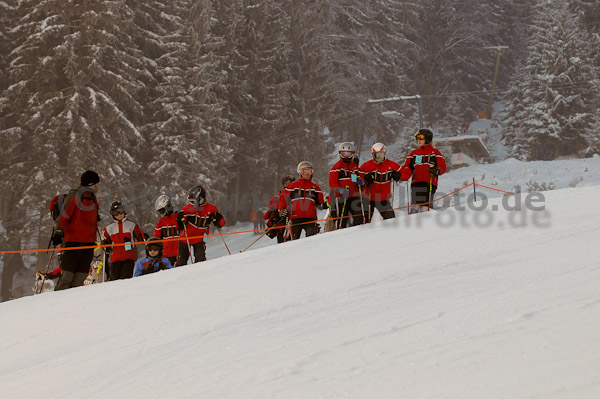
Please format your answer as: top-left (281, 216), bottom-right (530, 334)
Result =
top-left (101, 200), bottom-right (147, 280)
top-left (154, 195), bottom-right (179, 267)
top-left (176, 185), bottom-right (225, 265)
top-left (54, 170), bottom-right (101, 290)
top-left (264, 176), bottom-right (295, 243)
top-left (329, 142), bottom-right (365, 228)
top-left (133, 237), bottom-right (173, 277)
top-left (278, 161), bottom-right (327, 240)
top-left (400, 128), bottom-right (447, 213)
top-left (358, 143), bottom-right (402, 222)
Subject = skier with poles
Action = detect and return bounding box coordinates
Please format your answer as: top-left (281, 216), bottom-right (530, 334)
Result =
top-left (278, 161), bottom-right (327, 240)
top-left (154, 195), bottom-right (179, 267)
top-left (176, 185), bottom-right (225, 265)
top-left (400, 128), bottom-right (447, 213)
top-left (358, 143), bottom-right (402, 222)
top-left (263, 176), bottom-right (295, 244)
top-left (329, 142), bottom-right (364, 228)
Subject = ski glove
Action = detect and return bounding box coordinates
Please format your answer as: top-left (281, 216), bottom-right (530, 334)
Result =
top-left (51, 228), bottom-right (64, 247)
top-left (176, 211), bottom-right (186, 230)
top-left (364, 172), bottom-right (375, 185)
top-left (339, 187), bottom-right (350, 198)
top-left (356, 177), bottom-right (365, 187)
top-left (211, 212), bottom-right (224, 227)
top-left (391, 171), bottom-right (402, 181)
top-left (429, 166), bottom-right (441, 176)
top-left (279, 209), bottom-right (289, 218)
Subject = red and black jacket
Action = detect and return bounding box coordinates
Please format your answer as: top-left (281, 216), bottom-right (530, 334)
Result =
top-left (329, 159), bottom-right (361, 198)
top-left (179, 203), bottom-right (225, 245)
top-left (278, 178), bottom-right (325, 220)
top-left (358, 159), bottom-right (402, 202)
top-left (400, 145), bottom-right (447, 187)
top-left (154, 213), bottom-right (179, 257)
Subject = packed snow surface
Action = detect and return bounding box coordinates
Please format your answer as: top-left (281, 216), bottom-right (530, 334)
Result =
top-left (1, 167), bottom-right (599, 398)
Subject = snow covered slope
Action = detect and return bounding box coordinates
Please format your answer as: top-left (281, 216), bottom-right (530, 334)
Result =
top-left (1, 184), bottom-right (599, 399)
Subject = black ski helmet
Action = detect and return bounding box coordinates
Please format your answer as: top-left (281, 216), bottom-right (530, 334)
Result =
top-left (187, 185), bottom-right (206, 206)
top-left (281, 175), bottom-right (295, 188)
top-left (415, 128), bottom-right (434, 145)
top-left (110, 200), bottom-right (125, 220)
top-left (145, 237), bottom-right (163, 257)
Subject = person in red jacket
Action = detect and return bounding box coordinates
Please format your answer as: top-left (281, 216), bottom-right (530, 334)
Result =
top-left (329, 142), bottom-right (365, 228)
top-left (54, 170), bottom-right (101, 290)
top-left (176, 185), bottom-right (225, 265)
top-left (358, 143), bottom-right (402, 222)
top-left (154, 194), bottom-right (179, 266)
top-left (400, 128), bottom-right (447, 213)
top-left (102, 200), bottom-right (147, 280)
top-left (278, 161), bottom-right (326, 240)
top-left (264, 176), bottom-right (295, 243)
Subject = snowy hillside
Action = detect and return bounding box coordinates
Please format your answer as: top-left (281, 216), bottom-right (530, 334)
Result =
top-left (1, 183), bottom-right (599, 399)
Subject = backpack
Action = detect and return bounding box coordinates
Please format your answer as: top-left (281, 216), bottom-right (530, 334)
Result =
top-left (49, 194), bottom-right (66, 221)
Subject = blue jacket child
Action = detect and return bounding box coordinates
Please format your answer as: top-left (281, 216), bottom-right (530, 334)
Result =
top-left (133, 237), bottom-right (173, 277)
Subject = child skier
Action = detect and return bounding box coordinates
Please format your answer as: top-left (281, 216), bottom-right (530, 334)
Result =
top-left (154, 195), bottom-right (179, 267)
top-left (278, 161), bottom-right (326, 240)
top-left (101, 200), bottom-right (147, 280)
top-left (177, 185), bottom-right (225, 265)
top-left (133, 237), bottom-right (173, 277)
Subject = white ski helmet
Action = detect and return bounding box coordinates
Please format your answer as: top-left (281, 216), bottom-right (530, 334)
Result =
top-left (371, 142), bottom-right (387, 163)
top-left (338, 142), bottom-right (356, 161)
top-left (297, 161), bottom-right (313, 178)
top-left (154, 194), bottom-right (173, 215)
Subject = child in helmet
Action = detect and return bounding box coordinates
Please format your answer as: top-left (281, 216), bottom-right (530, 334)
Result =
top-left (133, 237), bottom-right (173, 277)
top-left (278, 161), bottom-right (326, 240)
top-left (176, 185), bottom-right (225, 265)
top-left (400, 128), bottom-right (447, 213)
top-left (153, 195), bottom-right (179, 266)
top-left (264, 176), bottom-right (295, 243)
top-left (358, 143), bottom-right (402, 221)
top-left (101, 200), bottom-right (147, 280)
top-left (329, 142), bottom-right (365, 228)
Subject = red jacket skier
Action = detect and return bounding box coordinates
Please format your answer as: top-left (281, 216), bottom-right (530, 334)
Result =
top-left (358, 143), bottom-right (402, 221)
top-left (154, 194), bottom-right (179, 267)
top-left (278, 161), bottom-right (326, 240)
top-left (102, 200), bottom-right (146, 280)
top-left (177, 185), bottom-right (225, 265)
top-left (264, 176), bottom-right (295, 243)
top-left (400, 128), bottom-right (447, 212)
top-left (329, 142), bottom-right (364, 228)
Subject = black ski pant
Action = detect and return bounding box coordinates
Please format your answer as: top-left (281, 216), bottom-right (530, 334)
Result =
top-left (365, 200), bottom-right (395, 223)
top-left (291, 218), bottom-right (319, 240)
top-left (55, 242), bottom-right (94, 290)
top-left (109, 259), bottom-right (135, 280)
top-left (334, 196), bottom-right (365, 228)
top-left (410, 182), bottom-right (438, 210)
top-left (166, 256), bottom-right (177, 267)
top-left (177, 241), bottom-right (206, 265)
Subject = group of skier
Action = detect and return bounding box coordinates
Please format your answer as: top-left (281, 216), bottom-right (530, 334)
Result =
top-left (261, 128), bottom-right (447, 242)
top-left (36, 128), bottom-right (445, 292)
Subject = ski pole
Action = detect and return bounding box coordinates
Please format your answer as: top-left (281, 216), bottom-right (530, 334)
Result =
top-left (35, 231), bottom-right (56, 294)
top-left (473, 177), bottom-right (477, 201)
top-left (428, 175), bottom-right (433, 211)
top-left (338, 188), bottom-right (348, 229)
top-left (406, 180), bottom-right (410, 215)
top-left (216, 227), bottom-right (231, 255)
top-left (181, 219), bottom-right (195, 264)
top-left (241, 224), bottom-right (274, 252)
top-left (358, 185), bottom-right (366, 224)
